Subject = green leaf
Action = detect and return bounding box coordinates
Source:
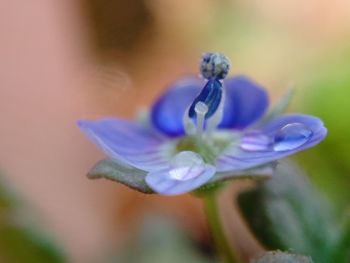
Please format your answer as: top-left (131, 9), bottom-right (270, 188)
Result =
top-left (237, 161), bottom-right (340, 263)
top-left (87, 159), bottom-right (154, 193)
top-left (252, 251), bottom-right (313, 263)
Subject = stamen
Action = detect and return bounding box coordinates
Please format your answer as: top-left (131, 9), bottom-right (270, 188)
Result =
top-left (183, 53), bottom-right (231, 137)
top-left (194, 101), bottom-right (208, 136)
top-left (183, 107), bottom-right (196, 136)
top-left (206, 84), bottom-right (226, 136)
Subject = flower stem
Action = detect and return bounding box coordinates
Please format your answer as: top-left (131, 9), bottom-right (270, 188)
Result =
top-left (203, 191), bottom-right (240, 263)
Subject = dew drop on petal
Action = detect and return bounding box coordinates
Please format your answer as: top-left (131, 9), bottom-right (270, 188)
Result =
top-left (273, 123), bottom-right (313, 152)
top-left (240, 132), bottom-right (271, 151)
top-left (168, 151), bottom-right (205, 181)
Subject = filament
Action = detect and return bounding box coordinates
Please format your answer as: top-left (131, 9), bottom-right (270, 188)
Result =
top-left (194, 101), bottom-right (208, 137)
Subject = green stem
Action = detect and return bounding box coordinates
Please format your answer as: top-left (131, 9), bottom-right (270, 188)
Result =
top-left (203, 191), bottom-right (240, 263)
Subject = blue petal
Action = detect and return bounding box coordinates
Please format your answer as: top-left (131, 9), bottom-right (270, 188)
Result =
top-left (146, 161), bottom-right (216, 195)
top-left (216, 114), bottom-right (327, 172)
top-left (78, 118), bottom-right (175, 171)
top-left (151, 77), bottom-right (204, 137)
top-left (219, 76), bottom-right (269, 129)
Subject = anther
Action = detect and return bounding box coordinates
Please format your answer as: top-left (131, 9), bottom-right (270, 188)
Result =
top-left (200, 52), bottom-right (230, 80)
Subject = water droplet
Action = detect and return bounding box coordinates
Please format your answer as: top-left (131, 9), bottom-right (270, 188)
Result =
top-left (273, 123), bottom-right (313, 152)
top-left (240, 132), bottom-right (271, 151)
top-left (169, 151), bottom-right (204, 181)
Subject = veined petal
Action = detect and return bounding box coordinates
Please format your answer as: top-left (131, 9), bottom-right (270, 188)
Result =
top-left (220, 76), bottom-right (269, 129)
top-left (145, 151), bottom-right (216, 195)
top-left (151, 77), bottom-right (204, 137)
top-left (261, 114), bottom-right (326, 136)
top-left (78, 118), bottom-right (175, 171)
top-left (216, 114), bottom-right (327, 172)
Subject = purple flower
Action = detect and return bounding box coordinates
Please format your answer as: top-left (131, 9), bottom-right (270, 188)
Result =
top-left (78, 53), bottom-right (327, 195)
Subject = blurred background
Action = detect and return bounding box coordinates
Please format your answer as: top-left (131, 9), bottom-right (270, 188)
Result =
top-left (1, 0), bottom-right (350, 262)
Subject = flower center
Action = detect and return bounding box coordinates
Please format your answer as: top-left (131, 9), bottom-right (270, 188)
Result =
top-left (176, 131), bottom-right (240, 164)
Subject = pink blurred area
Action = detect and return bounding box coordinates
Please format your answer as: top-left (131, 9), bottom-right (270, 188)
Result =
top-left (0, 1), bottom-right (117, 262)
top-left (1, 0), bottom-right (350, 262)
top-left (0, 1), bottom-right (203, 262)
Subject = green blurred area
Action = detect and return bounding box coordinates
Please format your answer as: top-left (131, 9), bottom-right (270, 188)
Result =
top-left (296, 47), bottom-right (350, 209)
top-left (238, 161), bottom-right (343, 263)
top-left (0, 177), bottom-right (65, 263)
top-left (105, 216), bottom-right (218, 263)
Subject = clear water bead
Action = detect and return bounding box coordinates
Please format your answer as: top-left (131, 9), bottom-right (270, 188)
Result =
top-left (273, 123), bottom-right (313, 152)
top-left (169, 151), bottom-right (205, 181)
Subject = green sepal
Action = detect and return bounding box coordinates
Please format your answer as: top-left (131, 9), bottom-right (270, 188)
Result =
top-left (194, 164), bottom-right (275, 197)
top-left (209, 163), bottom-right (275, 184)
top-left (87, 159), bottom-right (154, 194)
